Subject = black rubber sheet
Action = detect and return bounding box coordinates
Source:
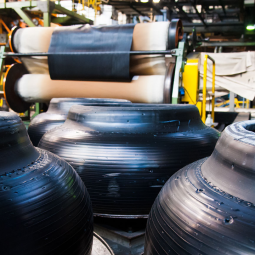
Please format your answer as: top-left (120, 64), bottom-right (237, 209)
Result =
top-left (48, 24), bottom-right (135, 81)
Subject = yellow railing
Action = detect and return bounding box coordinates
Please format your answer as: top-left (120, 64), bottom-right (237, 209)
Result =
top-left (215, 98), bottom-right (250, 109)
top-left (202, 54), bottom-right (215, 123)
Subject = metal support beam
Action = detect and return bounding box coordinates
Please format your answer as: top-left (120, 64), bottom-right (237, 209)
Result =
top-left (179, 7), bottom-right (192, 23)
top-left (0, 46), bottom-right (5, 92)
top-left (168, 2), bottom-right (192, 23)
top-left (229, 92), bottom-right (235, 111)
top-left (37, 0), bottom-right (54, 26)
top-left (171, 42), bottom-right (186, 104)
top-left (0, 1), bottom-right (37, 9)
top-left (43, 12), bottom-right (50, 27)
top-left (54, 4), bottom-right (92, 24)
top-left (130, 4), bottom-right (146, 16)
top-left (219, 0), bottom-right (226, 15)
top-left (13, 8), bottom-right (35, 27)
top-left (168, 0), bottom-right (242, 7)
top-left (149, 3), bottom-right (162, 15)
top-left (183, 22), bottom-right (244, 33)
top-left (201, 41), bottom-right (255, 47)
top-left (190, 0), bottom-right (207, 27)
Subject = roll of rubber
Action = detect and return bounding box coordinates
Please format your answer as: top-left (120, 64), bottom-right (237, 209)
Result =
top-left (10, 22), bottom-right (182, 76)
top-left (15, 74), bottom-right (170, 104)
top-left (3, 63), bottom-right (30, 113)
top-left (0, 111), bottom-right (93, 255)
top-left (38, 104), bottom-right (220, 218)
top-left (144, 120), bottom-right (255, 254)
top-left (28, 98), bottom-right (131, 146)
top-left (48, 24), bottom-right (135, 81)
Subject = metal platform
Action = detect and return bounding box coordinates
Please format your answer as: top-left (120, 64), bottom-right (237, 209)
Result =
top-left (92, 232), bottom-right (115, 255)
top-left (94, 217), bottom-right (146, 255)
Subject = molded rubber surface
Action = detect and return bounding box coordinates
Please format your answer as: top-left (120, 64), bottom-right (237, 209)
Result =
top-left (0, 112), bottom-right (93, 255)
top-left (145, 120), bottom-right (255, 254)
top-left (28, 98), bottom-right (131, 146)
top-left (38, 104), bottom-right (220, 217)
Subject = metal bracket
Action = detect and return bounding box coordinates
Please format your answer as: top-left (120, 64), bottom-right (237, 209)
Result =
top-left (0, 46), bottom-right (5, 92)
top-left (13, 7), bottom-right (35, 27)
top-left (171, 41), bottom-right (186, 104)
top-left (37, 1), bottom-right (55, 13)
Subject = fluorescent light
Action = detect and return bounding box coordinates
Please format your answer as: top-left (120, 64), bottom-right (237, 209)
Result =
top-left (246, 25), bottom-right (255, 31)
top-left (141, 0), bottom-right (149, 3)
top-left (153, 0), bottom-right (160, 3)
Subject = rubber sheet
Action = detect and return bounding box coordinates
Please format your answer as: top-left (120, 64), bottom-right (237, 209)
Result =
top-left (48, 24), bottom-right (135, 81)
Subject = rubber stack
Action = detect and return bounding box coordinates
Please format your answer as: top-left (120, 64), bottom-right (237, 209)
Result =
top-left (144, 120), bottom-right (255, 254)
top-left (28, 98), bottom-right (131, 146)
top-left (0, 111), bottom-right (93, 255)
top-left (38, 104), bottom-right (220, 218)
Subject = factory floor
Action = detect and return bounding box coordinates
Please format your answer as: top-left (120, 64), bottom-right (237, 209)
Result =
top-left (94, 217), bottom-right (146, 255)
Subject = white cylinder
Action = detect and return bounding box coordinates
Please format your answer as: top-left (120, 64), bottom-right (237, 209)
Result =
top-left (130, 22), bottom-right (169, 75)
top-left (16, 74), bottom-right (166, 104)
top-left (13, 27), bottom-right (55, 75)
top-left (13, 27), bottom-right (55, 53)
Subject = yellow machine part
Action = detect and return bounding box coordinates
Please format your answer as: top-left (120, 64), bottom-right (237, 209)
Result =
top-left (182, 58), bottom-right (202, 115)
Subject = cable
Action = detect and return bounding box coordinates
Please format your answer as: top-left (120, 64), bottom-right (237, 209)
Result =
top-left (182, 86), bottom-right (196, 105)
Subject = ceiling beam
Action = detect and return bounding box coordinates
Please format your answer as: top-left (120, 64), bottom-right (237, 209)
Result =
top-left (149, 3), bottom-right (162, 15)
top-left (176, 3), bottom-right (193, 23)
top-left (130, 4), bottom-right (146, 16)
top-left (190, 0), bottom-right (207, 27)
top-left (183, 21), bottom-right (244, 33)
top-left (219, 0), bottom-right (226, 15)
top-left (173, 0), bottom-right (242, 7)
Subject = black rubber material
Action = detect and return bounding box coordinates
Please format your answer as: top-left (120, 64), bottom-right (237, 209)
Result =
top-left (4, 63), bottom-right (31, 113)
top-left (28, 98), bottom-right (131, 146)
top-left (145, 120), bottom-right (255, 254)
top-left (0, 112), bottom-right (93, 255)
top-left (168, 19), bottom-right (183, 49)
top-left (38, 104), bottom-right (220, 217)
top-left (48, 24), bottom-right (135, 81)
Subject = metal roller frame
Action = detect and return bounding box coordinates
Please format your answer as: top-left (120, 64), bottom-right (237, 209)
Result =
top-left (1, 20), bottom-right (187, 113)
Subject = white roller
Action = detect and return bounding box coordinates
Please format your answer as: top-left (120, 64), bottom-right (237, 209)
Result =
top-left (132, 22), bottom-right (169, 50)
top-left (13, 27), bottom-right (54, 75)
top-left (131, 22), bottom-right (169, 75)
top-left (13, 27), bottom-right (55, 53)
top-left (13, 23), bottom-right (170, 75)
top-left (16, 74), bottom-right (166, 103)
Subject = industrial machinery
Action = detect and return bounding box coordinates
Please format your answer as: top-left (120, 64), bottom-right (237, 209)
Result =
top-left (1, 20), bottom-right (191, 114)
top-left (0, 19), bottom-right (252, 129)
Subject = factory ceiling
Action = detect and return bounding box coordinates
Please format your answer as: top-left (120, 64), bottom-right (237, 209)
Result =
top-left (108, 0), bottom-right (251, 35)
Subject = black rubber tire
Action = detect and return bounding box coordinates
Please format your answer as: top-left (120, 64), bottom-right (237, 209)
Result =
top-left (28, 98), bottom-right (131, 146)
top-left (0, 112), bottom-right (93, 255)
top-left (145, 120), bottom-right (255, 254)
top-left (38, 104), bottom-right (220, 218)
